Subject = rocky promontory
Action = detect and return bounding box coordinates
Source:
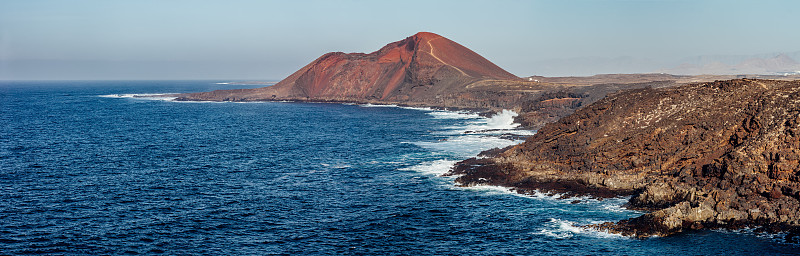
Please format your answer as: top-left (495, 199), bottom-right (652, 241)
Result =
top-left (448, 79), bottom-right (800, 237)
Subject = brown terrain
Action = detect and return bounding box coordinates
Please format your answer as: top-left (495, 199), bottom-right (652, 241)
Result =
top-left (175, 32), bottom-right (800, 238)
top-left (177, 32), bottom-right (520, 106)
top-left (448, 79), bottom-right (800, 238)
top-left (173, 32), bottom-right (701, 130)
top-left (174, 32), bottom-right (799, 131)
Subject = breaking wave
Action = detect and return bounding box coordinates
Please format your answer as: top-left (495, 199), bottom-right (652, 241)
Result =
top-left (532, 218), bottom-right (626, 239)
top-left (98, 93), bottom-right (177, 101)
top-left (402, 108), bottom-right (529, 166)
top-left (359, 103), bottom-right (399, 108)
top-left (396, 107), bottom-right (645, 242)
top-left (399, 159), bottom-right (458, 176)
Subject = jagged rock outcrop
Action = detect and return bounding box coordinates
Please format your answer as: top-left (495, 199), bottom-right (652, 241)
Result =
top-left (448, 79), bottom-right (800, 237)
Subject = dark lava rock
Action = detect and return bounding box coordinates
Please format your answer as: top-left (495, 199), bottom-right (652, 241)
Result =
top-left (448, 79), bottom-right (800, 237)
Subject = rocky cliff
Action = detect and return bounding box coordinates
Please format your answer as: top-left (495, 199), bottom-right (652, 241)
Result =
top-left (448, 79), bottom-right (800, 237)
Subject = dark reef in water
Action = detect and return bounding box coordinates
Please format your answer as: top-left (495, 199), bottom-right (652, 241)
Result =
top-left (448, 79), bottom-right (800, 238)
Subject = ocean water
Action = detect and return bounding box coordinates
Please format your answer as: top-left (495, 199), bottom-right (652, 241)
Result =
top-left (1, 80), bottom-right (798, 255)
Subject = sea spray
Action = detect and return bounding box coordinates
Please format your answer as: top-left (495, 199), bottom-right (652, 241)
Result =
top-left (409, 136), bottom-right (520, 158)
top-left (98, 93), bottom-right (177, 101)
top-left (397, 109), bottom-right (531, 159)
top-left (485, 109), bottom-right (520, 130)
top-left (427, 110), bottom-right (482, 120)
top-left (533, 218), bottom-right (627, 239)
top-left (399, 159), bottom-right (458, 176)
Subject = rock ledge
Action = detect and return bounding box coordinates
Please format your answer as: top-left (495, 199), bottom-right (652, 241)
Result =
top-left (448, 79), bottom-right (800, 238)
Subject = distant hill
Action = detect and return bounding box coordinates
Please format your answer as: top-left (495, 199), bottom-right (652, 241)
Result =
top-left (176, 32), bottom-right (519, 103)
top-left (522, 52), bottom-right (800, 77)
top-left (661, 53), bottom-right (800, 75)
top-left (174, 33), bottom-right (800, 131)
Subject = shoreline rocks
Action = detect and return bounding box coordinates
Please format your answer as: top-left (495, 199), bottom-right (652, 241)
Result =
top-left (448, 79), bottom-right (800, 238)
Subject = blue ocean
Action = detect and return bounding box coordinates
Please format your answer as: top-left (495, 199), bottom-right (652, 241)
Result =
top-left (1, 81), bottom-right (797, 255)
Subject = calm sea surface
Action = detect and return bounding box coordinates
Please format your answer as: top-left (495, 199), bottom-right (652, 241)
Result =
top-left (1, 81), bottom-right (798, 255)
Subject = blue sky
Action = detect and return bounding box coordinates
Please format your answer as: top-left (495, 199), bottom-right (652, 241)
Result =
top-left (1, 0), bottom-right (799, 80)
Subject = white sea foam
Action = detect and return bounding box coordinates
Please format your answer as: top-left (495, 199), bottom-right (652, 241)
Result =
top-left (454, 184), bottom-right (638, 240)
top-left (426, 111), bottom-right (481, 120)
top-left (406, 109), bottom-right (536, 159)
top-left (321, 163), bottom-right (351, 169)
top-left (230, 100), bottom-right (269, 103)
top-left (533, 218), bottom-right (626, 239)
top-left (100, 93), bottom-right (250, 103)
top-left (457, 184), bottom-right (525, 197)
top-left (98, 93), bottom-right (177, 101)
top-left (601, 201), bottom-right (633, 213)
top-left (455, 182), bottom-right (638, 216)
top-left (399, 159), bottom-right (458, 176)
top-left (486, 109), bottom-right (519, 129)
top-left (533, 218), bottom-right (585, 239)
top-left (431, 110), bottom-right (535, 138)
top-left (410, 135), bottom-right (520, 158)
top-left (711, 226), bottom-right (792, 242)
top-left (458, 184), bottom-right (571, 201)
top-left (98, 94), bottom-right (128, 98)
top-left (173, 100), bottom-right (227, 104)
top-left (454, 110), bottom-right (522, 133)
top-left (359, 103), bottom-right (399, 108)
top-left (398, 106), bottom-right (436, 112)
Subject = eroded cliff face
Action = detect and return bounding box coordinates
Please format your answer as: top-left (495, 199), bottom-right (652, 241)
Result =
top-left (449, 79), bottom-right (800, 237)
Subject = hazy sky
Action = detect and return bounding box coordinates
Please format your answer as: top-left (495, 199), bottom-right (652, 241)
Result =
top-left (2, 0), bottom-right (799, 80)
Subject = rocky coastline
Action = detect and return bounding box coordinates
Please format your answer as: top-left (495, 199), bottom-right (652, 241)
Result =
top-left (172, 32), bottom-right (800, 239)
top-left (447, 79), bottom-right (800, 239)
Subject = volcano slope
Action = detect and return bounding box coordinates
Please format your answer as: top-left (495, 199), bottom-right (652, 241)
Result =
top-left (448, 79), bottom-right (800, 237)
top-left (176, 32), bottom-right (524, 108)
top-left (173, 32), bottom-right (680, 130)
